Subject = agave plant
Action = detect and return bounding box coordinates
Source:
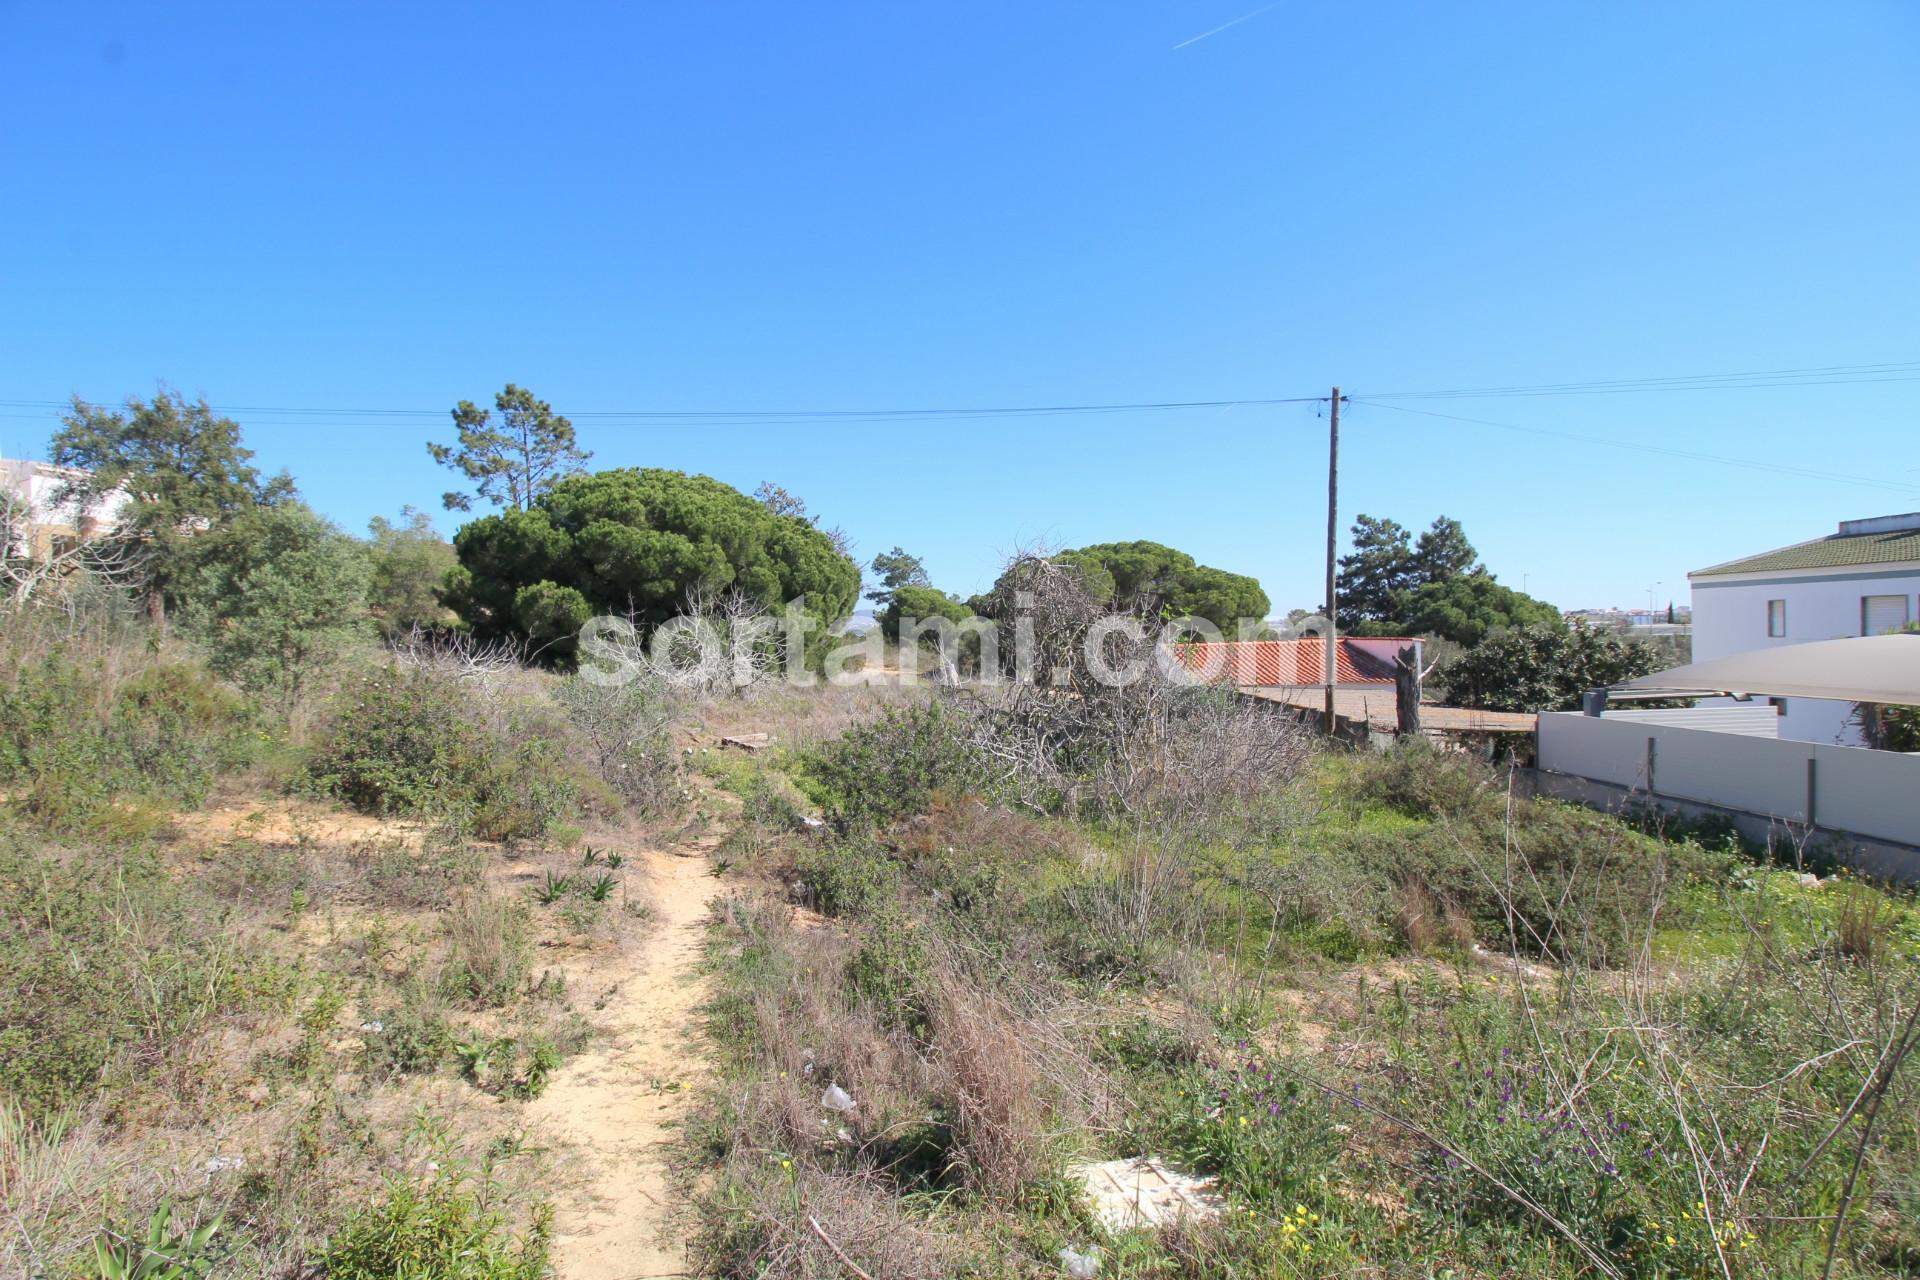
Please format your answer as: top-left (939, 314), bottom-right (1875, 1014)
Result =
top-left (580, 847), bottom-right (604, 867)
top-left (584, 873), bottom-right (618, 903)
top-left (532, 871), bottom-right (572, 905)
top-left (93, 1202), bottom-right (225, 1280)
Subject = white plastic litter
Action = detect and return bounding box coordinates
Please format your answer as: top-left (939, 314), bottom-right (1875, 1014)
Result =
top-left (358, 1020), bottom-right (384, 1033)
top-left (204, 1156), bottom-right (244, 1174)
top-left (1059, 1245), bottom-right (1101, 1278)
top-left (1069, 1156), bottom-right (1222, 1231)
top-left (821, 1084), bottom-right (857, 1113)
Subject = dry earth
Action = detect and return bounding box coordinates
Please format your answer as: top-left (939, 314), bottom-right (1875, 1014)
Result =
top-left (529, 823), bottom-right (727, 1280)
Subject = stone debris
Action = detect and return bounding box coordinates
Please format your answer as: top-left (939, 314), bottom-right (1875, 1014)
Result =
top-left (720, 733), bottom-right (772, 752)
top-left (1069, 1156), bottom-right (1223, 1232)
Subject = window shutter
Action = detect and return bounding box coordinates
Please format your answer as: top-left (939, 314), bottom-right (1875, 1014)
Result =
top-left (1862, 594), bottom-right (1912, 635)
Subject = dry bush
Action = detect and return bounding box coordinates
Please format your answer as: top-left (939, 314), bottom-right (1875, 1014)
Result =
top-left (690, 679), bottom-right (930, 752)
top-left (713, 896), bottom-right (946, 1152)
top-left (1835, 880), bottom-right (1894, 966)
top-left (962, 551), bottom-right (1315, 823)
top-left (1393, 878), bottom-right (1474, 954)
top-left (930, 981), bottom-right (1047, 1196)
top-left (441, 888), bottom-right (533, 1006)
top-left (701, 1163), bottom-right (959, 1280)
top-left (0, 1102), bottom-right (126, 1277)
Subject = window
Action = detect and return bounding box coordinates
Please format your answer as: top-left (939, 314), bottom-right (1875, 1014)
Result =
top-left (1766, 599), bottom-right (1786, 637)
top-left (1862, 594), bottom-right (1912, 636)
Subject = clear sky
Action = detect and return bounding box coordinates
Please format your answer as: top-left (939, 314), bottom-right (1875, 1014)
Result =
top-left (3, 2), bottom-right (1917, 615)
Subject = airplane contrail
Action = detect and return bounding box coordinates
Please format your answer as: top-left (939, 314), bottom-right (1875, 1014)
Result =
top-left (1172, 0), bottom-right (1282, 50)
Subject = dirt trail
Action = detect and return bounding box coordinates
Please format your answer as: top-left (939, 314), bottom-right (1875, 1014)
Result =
top-left (529, 836), bottom-right (721, 1280)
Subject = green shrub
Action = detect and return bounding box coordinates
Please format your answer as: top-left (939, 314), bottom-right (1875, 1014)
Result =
top-left (1159, 1051), bottom-right (1345, 1211)
top-left (794, 839), bottom-right (901, 918)
top-left (1348, 739), bottom-right (1490, 820)
top-left (1347, 801), bottom-right (1684, 963)
top-left (0, 834), bottom-right (283, 1113)
top-left (361, 983), bottom-right (455, 1079)
top-left (798, 701), bottom-right (987, 829)
top-left (307, 666), bottom-right (491, 816)
top-left (309, 666), bottom-right (585, 841)
top-left (0, 648), bottom-right (258, 827)
top-left (846, 913), bottom-right (932, 1035)
top-left (317, 1166), bottom-right (550, 1280)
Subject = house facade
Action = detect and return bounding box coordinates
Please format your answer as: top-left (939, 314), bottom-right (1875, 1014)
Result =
top-left (1690, 512), bottom-right (1920, 746)
top-left (0, 458), bottom-right (129, 560)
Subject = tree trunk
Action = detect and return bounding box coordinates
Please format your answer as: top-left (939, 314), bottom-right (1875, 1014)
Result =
top-left (1395, 644), bottom-right (1422, 739)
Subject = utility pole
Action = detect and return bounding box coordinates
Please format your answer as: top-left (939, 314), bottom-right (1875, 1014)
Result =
top-left (1324, 387), bottom-right (1341, 735)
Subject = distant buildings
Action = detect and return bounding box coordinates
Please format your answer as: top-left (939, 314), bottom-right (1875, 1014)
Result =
top-left (1566, 605), bottom-right (1691, 631)
top-left (1690, 511), bottom-right (1920, 746)
top-left (0, 458), bottom-right (129, 561)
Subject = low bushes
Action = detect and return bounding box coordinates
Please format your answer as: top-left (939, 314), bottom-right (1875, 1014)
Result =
top-left (0, 832), bottom-right (285, 1115)
top-left (317, 1166), bottom-right (551, 1280)
top-left (307, 665), bottom-right (595, 842)
top-left (0, 647), bottom-right (258, 828)
top-left (797, 700), bottom-right (988, 830)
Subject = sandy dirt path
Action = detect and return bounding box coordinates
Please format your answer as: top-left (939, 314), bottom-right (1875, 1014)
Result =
top-left (529, 839), bottom-right (720, 1280)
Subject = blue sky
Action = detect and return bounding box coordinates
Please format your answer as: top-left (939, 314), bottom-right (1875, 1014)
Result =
top-left (2, 1), bottom-right (1917, 615)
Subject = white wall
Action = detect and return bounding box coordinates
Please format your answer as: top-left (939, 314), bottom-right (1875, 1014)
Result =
top-left (1539, 712), bottom-right (1919, 847)
top-left (1689, 565), bottom-right (1920, 746)
top-left (1601, 705), bottom-right (1779, 737)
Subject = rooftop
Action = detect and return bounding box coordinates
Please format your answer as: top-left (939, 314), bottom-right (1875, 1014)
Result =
top-left (1173, 638), bottom-right (1401, 687)
top-left (1692, 512), bottom-right (1920, 578)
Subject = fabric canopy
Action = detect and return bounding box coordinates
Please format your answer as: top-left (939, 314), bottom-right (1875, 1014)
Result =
top-left (1610, 634), bottom-right (1920, 705)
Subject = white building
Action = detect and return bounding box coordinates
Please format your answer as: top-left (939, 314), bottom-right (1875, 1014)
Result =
top-left (1690, 512), bottom-right (1920, 746)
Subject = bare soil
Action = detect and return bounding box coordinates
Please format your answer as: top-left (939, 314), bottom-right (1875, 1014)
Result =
top-left (528, 829), bottom-right (724, 1279)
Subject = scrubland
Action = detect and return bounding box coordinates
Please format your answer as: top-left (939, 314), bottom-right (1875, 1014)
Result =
top-left (3, 603), bottom-right (1916, 1280)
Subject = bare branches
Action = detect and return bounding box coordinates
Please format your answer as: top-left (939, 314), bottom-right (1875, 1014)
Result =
top-left (387, 624), bottom-right (522, 684)
top-left (0, 493), bottom-right (146, 616)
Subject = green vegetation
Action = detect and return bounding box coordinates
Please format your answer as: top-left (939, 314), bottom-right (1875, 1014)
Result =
top-left (0, 640), bottom-right (258, 829)
top-left (694, 700), bottom-right (1920, 1279)
top-left (305, 663), bottom-right (604, 841)
top-left (51, 389), bottom-right (296, 629)
top-left (366, 507), bottom-right (463, 636)
top-left (442, 467), bottom-right (861, 662)
top-left (317, 1164), bottom-right (551, 1280)
top-left (1336, 512), bottom-right (1487, 632)
top-left (429, 382), bottom-right (593, 513)
top-left (980, 539), bottom-right (1269, 632)
top-left (182, 500), bottom-right (371, 705)
top-left (1440, 619), bottom-right (1667, 712)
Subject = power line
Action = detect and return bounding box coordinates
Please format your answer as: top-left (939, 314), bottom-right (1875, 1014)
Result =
top-left (1362, 359), bottom-right (1920, 401)
top-left (1348, 398), bottom-right (1920, 496)
top-left (0, 393), bottom-right (1329, 428)
top-left (7, 356), bottom-right (1918, 425)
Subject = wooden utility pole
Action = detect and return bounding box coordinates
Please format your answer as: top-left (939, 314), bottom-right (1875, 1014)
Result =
top-left (1323, 387), bottom-right (1341, 734)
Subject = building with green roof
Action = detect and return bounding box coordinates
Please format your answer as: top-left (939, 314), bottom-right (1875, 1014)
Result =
top-left (1690, 512), bottom-right (1920, 746)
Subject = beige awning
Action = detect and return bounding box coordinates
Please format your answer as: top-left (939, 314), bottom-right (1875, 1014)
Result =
top-left (1610, 634), bottom-right (1920, 705)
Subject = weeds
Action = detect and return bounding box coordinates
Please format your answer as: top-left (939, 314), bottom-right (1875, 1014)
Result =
top-left (317, 1163), bottom-right (551, 1280)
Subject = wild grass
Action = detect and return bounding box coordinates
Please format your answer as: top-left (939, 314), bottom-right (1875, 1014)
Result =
top-left (690, 703), bottom-right (1920, 1279)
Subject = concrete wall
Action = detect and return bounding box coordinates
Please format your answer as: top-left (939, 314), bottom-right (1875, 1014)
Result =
top-left (1538, 711), bottom-right (1918, 850)
top-left (1690, 564), bottom-right (1920, 746)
